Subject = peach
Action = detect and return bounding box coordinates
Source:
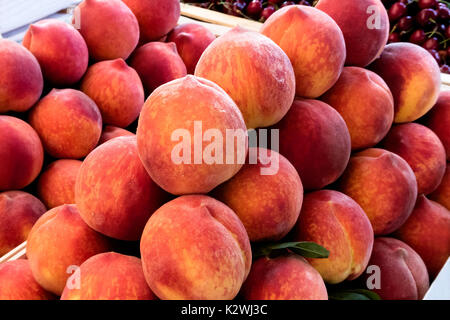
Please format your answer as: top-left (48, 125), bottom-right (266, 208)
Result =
top-left (22, 19), bottom-right (88, 86)
top-left (130, 42), bottom-right (187, 95)
top-left (195, 27), bottom-right (295, 129)
top-left (122, 0), bottom-right (180, 42)
top-left (26, 204), bottom-right (110, 295)
top-left (75, 0), bottom-right (139, 61)
top-left (338, 148), bottom-right (418, 235)
top-left (136, 76), bottom-right (248, 195)
top-left (320, 67), bottom-right (394, 150)
top-left (260, 5), bottom-right (346, 98)
top-left (37, 159), bottom-right (83, 209)
top-left (0, 39), bottom-right (43, 113)
top-left (99, 125), bottom-right (134, 145)
top-left (291, 190), bottom-right (373, 284)
top-left (75, 136), bottom-right (166, 241)
top-left (240, 254), bottom-right (328, 300)
top-left (429, 163), bottom-right (450, 211)
top-left (0, 116), bottom-right (44, 191)
top-left (0, 191), bottom-right (46, 257)
top-left (167, 23), bottom-right (216, 74)
top-left (369, 43), bottom-right (441, 123)
top-left (214, 148), bottom-right (303, 242)
top-left (395, 196), bottom-right (450, 278)
top-left (61, 252), bottom-right (157, 300)
top-left (28, 89), bottom-right (102, 159)
top-left (316, 0), bottom-right (389, 67)
top-left (423, 91), bottom-right (450, 160)
top-left (0, 260), bottom-right (54, 300)
top-left (140, 195), bottom-right (252, 300)
top-left (382, 123), bottom-right (446, 195)
top-left (80, 59), bottom-right (144, 128)
top-left (363, 237), bottom-right (429, 300)
top-left (274, 99), bottom-right (351, 190)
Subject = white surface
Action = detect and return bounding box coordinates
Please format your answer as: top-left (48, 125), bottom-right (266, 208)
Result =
top-left (424, 258), bottom-right (450, 300)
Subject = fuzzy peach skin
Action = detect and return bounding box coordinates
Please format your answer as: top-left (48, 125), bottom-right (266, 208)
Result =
top-left (429, 163), bottom-right (450, 211)
top-left (26, 204), bottom-right (110, 295)
top-left (0, 191), bottom-right (46, 257)
top-left (320, 67), bottom-right (394, 150)
top-left (22, 19), bottom-right (88, 86)
top-left (140, 195), bottom-right (252, 300)
top-left (122, 0), bottom-right (180, 43)
top-left (0, 39), bottom-right (43, 113)
top-left (75, 136), bottom-right (166, 241)
top-left (363, 237), bottom-right (429, 300)
top-left (130, 42), bottom-right (187, 95)
top-left (28, 89), bottom-right (102, 159)
top-left (61, 252), bottom-right (157, 300)
top-left (37, 159), bottom-right (82, 209)
top-left (99, 125), bottom-right (135, 145)
top-left (0, 260), bottom-right (55, 300)
top-left (382, 123), bottom-right (446, 195)
top-left (240, 254), bottom-right (328, 300)
top-left (167, 23), bottom-right (216, 74)
top-left (338, 148), bottom-right (418, 235)
top-left (369, 43), bottom-right (441, 123)
top-left (74, 0), bottom-right (139, 61)
top-left (260, 5), bottom-right (346, 98)
top-left (0, 116), bottom-right (44, 191)
top-left (195, 27), bottom-right (295, 129)
top-left (274, 99), bottom-right (351, 191)
top-left (395, 196), bottom-right (450, 278)
top-left (136, 76), bottom-right (248, 195)
top-left (291, 190), bottom-right (373, 284)
top-left (214, 148), bottom-right (303, 242)
top-left (81, 59), bottom-right (144, 128)
top-left (316, 0), bottom-right (389, 67)
top-left (423, 91), bottom-right (450, 160)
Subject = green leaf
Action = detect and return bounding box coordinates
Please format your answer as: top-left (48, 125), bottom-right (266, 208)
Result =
top-left (329, 289), bottom-right (381, 301)
top-left (252, 241), bottom-right (329, 259)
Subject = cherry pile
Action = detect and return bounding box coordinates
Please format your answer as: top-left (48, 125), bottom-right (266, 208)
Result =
top-left (384, 0), bottom-right (450, 73)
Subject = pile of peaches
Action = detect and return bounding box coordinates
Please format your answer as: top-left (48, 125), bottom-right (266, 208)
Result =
top-left (0, 0), bottom-right (449, 301)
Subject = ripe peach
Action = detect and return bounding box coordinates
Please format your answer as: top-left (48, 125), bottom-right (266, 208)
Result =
top-left (99, 125), bottom-right (134, 145)
top-left (23, 19), bottom-right (88, 86)
top-left (423, 91), bottom-right (450, 160)
top-left (136, 76), bottom-right (248, 195)
top-left (37, 159), bottom-right (83, 209)
top-left (75, 0), bottom-right (139, 61)
top-left (140, 195), bottom-right (252, 300)
top-left (363, 237), bottom-right (429, 300)
top-left (338, 148), bottom-right (418, 235)
top-left (122, 0), bottom-right (180, 42)
top-left (61, 252), bottom-right (157, 300)
top-left (240, 254), bottom-right (328, 300)
top-left (130, 42), bottom-right (187, 95)
top-left (260, 5), bottom-right (346, 98)
top-left (81, 59), bottom-right (144, 128)
top-left (429, 163), bottom-right (450, 211)
top-left (28, 89), bottom-right (102, 159)
top-left (167, 23), bottom-right (216, 74)
top-left (0, 116), bottom-right (44, 191)
top-left (395, 196), bottom-right (450, 278)
top-left (291, 190), bottom-right (373, 284)
top-left (0, 39), bottom-right (43, 113)
top-left (0, 191), bottom-right (46, 257)
top-left (316, 0), bottom-right (389, 67)
top-left (320, 67), bottom-right (394, 150)
top-left (274, 99), bottom-right (351, 190)
top-left (75, 136), bottom-right (166, 241)
top-left (26, 204), bottom-right (110, 295)
top-left (195, 27), bottom-right (295, 129)
top-left (369, 43), bottom-right (441, 123)
top-left (0, 260), bottom-right (54, 300)
top-left (382, 123), bottom-right (446, 195)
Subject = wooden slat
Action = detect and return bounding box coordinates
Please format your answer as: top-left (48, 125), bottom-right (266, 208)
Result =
top-left (178, 15), bottom-right (230, 37)
top-left (0, 241), bottom-right (27, 264)
top-left (441, 73), bottom-right (450, 87)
